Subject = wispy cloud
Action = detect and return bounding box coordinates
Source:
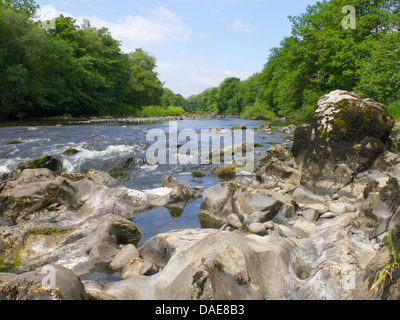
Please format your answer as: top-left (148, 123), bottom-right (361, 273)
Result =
top-left (37, 5), bottom-right (192, 47)
top-left (230, 18), bottom-right (256, 34)
top-left (36, 4), bottom-right (71, 21)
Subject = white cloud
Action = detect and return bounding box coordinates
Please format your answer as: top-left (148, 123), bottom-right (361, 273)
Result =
top-left (36, 5), bottom-right (70, 21)
top-left (37, 5), bottom-right (191, 47)
top-left (157, 62), bottom-right (253, 97)
top-left (231, 18), bottom-right (256, 34)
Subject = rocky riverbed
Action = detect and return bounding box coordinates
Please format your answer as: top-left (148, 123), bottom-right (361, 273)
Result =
top-left (1, 90), bottom-right (400, 300)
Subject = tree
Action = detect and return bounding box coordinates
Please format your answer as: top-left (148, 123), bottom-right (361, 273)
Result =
top-left (218, 77), bottom-right (241, 113)
top-left (356, 31), bottom-right (400, 104)
top-left (0, 9), bottom-right (169, 119)
top-left (127, 49), bottom-right (164, 107)
top-left (0, 9), bottom-right (47, 118)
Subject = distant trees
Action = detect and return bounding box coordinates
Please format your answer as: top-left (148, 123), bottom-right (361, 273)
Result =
top-left (191, 0), bottom-right (400, 120)
top-left (161, 88), bottom-right (186, 109)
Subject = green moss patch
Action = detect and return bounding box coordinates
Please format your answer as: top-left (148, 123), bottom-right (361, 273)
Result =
top-left (62, 148), bottom-right (80, 155)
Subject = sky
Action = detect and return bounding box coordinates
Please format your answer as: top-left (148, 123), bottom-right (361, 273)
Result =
top-left (35, 0), bottom-right (318, 98)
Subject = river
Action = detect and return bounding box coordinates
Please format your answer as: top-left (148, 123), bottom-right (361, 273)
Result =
top-left (0, 117), bottom-right (292, 247)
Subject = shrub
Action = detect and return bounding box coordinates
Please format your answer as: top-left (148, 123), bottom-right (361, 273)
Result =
top-left (387, 100), bottom-right (400, 119)
top-left (165, 106), bottom-right (186, 116)
top-left (136, 106), bottom-right (186, 117)
top-left (240, 101), bottom-right (276, 120)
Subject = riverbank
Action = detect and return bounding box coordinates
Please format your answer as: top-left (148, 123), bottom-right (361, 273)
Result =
top-left (0, 113), bottom-right (237, 125)
top-left (0, 112), bottom-right (294, 127)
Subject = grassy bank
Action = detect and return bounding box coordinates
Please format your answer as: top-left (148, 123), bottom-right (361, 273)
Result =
top-left (135, 106), bottom-right (186, 118)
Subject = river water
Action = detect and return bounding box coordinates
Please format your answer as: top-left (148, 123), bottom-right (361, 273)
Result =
top-left (0, 118), bottom-right (291, 246)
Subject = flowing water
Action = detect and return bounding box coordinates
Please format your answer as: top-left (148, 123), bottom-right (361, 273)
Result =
top-left (0, 118), bottom-right (292, 247)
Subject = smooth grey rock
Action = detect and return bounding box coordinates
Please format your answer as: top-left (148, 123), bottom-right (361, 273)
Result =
top-left (332, 194), bottom-right (341, 200)
top-left (0, 168), bottom-right (205, 277)
top-left (329, 203), bottom-right (348, 214)
top-left (293, 187), bottom-right (326, 205)
top-left (345, 203), bottom-right (357, 213)
top-left (245, 211), bottom-right (274, 225)
top-left (199, 182), bottom-right (287, 226)
top-left (302, 209), bottom-right (319, 221)
top-left (103, 230), bottom-right (294, 300)
top-left (210, 128), bottom-right (231, 135)
top-left (304, 204), bottom-right (329, 214)
top-left (275, 224), bottom-right (297, 238)
top-left (0, 264), bottom-right (88, 300)
top-left (89, 243), bottom-right (120, 264)
top-left (0, 273), bottom-right (17, 285)
top-left (227, 214), bottom-right (242, 229)
top-left (263, 221), bottom-right (275, 230)
top-left (278, 203), bottom-right (296, 219)
top-left (110, 244), bottom-right (140, 272)
top-left (121, 258), bottom-right (154, 280)
top-left (248, 223), bottom-right (267, 236)
top-left (162, 175), bottom-right (201, 205)
top-left (255, 157), bottom-right (301, 189)
top-left (90, 202), bottom-right (380, 301)
top-left (319, 212), bottom-right (337, 219)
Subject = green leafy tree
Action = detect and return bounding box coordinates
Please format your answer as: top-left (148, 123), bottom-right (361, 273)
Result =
top-left (0, 9), bottom-right (47, 117)
top-left (127, 49), bottom-right (164, 108)
top-left (356, 31), bottom-right (400, 105)
top-left (218, 77), bottom-right (241, 113)
top-left (0, 8), bottom-right (170, 119)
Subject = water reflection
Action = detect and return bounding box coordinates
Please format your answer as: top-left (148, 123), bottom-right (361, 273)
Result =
top-left (134, 197), bottom-right (203, 247)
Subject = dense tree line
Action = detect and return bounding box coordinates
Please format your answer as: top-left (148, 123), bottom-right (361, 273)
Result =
top-left (2, 0), bottom-right (399, 120)
top-left (189, 0), bottom-right (400, 120)
top-left (0, 0), bottom-right (184, 119)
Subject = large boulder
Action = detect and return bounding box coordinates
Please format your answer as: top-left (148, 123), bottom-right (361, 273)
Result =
top-left (143, 176), bottom-right (201, 215)
top-left (17, 156), bottom-right (63, 172)
top-left (198, 181), bottom-right (291, 228)
top-left (0, 168), bottom-right (148, 276)
top-left (0, 264), bottom-right (88, 300)
top-left (0, 168), bottom-right (149, 225)
top-left (292, 90), bottom-right (394, 195)
top-left (161, 175), bottom-right (201, 205)
top-left (101, 229), bottom-right (294, 300)
top-left (255, 158), bottom-right (301, 190)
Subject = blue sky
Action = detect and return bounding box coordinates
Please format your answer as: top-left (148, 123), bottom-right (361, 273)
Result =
top-left (36, 0), bottom-right (318, 97)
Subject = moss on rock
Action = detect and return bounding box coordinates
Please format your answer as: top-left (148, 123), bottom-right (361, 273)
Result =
top-left (6, 140), bottom-right (23, 145)
top-left (216, 165), bottom-right (236, 179)
top-left (293, 90), bottom-right (394, 193)
top-left (192, 171), bottom-right (206, 178)
top-left (62, 148), bottom-right (80, 155)
top-left (29, 156), bottom-right (62, 172)
top-left (232, 125), bottom-right (247, 130)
